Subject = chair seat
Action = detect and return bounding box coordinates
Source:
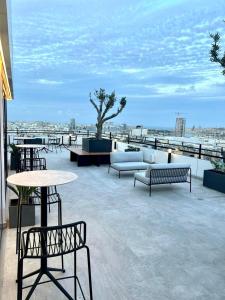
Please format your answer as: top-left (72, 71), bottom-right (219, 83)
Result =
top-left (111, 162), bottom-right (149, 171)
top-left (134, 172), bottom-right (150, 184)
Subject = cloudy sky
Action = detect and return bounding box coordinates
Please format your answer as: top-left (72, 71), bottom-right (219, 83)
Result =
top-left (8, 0), bottom-right (225, 128)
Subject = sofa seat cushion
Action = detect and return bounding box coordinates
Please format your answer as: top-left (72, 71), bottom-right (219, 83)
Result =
top-left (111, 162), bottom-right (149, 171)
top-left (134, 172), bottom-right (150, 184)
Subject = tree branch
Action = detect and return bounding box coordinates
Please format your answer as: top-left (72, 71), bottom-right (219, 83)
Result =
top-left (89, 93), bottom-right (100, 113)
top-left (102, 105), bottom-right (125, 123)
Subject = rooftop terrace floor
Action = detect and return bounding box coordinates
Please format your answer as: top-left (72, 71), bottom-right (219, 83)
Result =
top-left (1, 149), bottom-right (225, 299)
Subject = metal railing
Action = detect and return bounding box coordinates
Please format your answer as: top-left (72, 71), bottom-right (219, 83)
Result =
top-left (7, 129), bottom-right (224, 161)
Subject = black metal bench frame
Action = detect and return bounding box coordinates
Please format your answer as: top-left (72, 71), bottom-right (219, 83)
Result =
top-left (134, 167), bottom-right (191, 196)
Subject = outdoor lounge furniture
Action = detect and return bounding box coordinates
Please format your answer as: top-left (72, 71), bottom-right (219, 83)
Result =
top-left (108, 151), bottom-right (150, 178)
top-left (48, 137), bottom-right (62, 152)
top-left (134, 163), bottom-right (191, 196)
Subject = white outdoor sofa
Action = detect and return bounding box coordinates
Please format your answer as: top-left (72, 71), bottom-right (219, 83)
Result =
top-left (108, 151), bottom-right (151, 178)
top-left (134, 163), bottom-right (191, 196)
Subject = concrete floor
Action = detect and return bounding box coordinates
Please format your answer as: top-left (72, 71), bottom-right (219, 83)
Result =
top-left (1, 149), bottom-right (225, 299)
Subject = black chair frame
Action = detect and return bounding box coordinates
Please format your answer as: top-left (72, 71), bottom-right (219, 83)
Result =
top-left (17, 222), bottom-right (93, 300)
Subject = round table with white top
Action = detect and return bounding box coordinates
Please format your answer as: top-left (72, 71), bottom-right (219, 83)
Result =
top-left (16, 144), bottom-right (46, 170)
top-left (7, 170), bottom-right (77, 296)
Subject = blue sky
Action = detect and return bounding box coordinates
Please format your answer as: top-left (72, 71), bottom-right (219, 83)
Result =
top-left (8, 0), bottom-right (225, 128)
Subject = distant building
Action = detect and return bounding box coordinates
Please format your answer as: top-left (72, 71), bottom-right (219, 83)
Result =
top-left (131, 126), bottom-right (148, 137)
top-left (175, 117), bottom-right (186, 137)
top-left (69, 118), bottom-right (76, 132)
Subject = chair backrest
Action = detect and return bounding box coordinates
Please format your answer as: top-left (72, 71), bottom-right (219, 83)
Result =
top-left (22, 222), bottom-right (86, 258)
top-left (110, 151), bottom-right (144, 163)
top-left (145, 163), bottom-right (191, 182)
top-left (48, 137), bottom-right (60, 145)
top-left (20, 157), bottom-right (46, 171)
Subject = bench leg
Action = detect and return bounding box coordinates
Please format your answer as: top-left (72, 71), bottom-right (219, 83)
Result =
top-left (118, 171), bottom-right (121, 178)
top-left (134, 178), bottom-right (136, 187)
top-left (149, 184), bottom-right (152, 196)
top-left (108, 165), bottom-right (110, 174)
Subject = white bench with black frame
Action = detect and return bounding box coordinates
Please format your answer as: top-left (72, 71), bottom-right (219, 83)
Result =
top-left (134, 163), bottom-right (191, 196)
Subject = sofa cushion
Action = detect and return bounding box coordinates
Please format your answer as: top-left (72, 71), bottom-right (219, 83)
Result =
top-left (111, 162), bottom-right (149, 171)
top-left (143, 149), bottom-right (155, 163)
top-left (148, 163), bottom-right (190, 169)
top-left (134, 172), bottom-right (150, 184)
top-left (110, 151), bottom-right (144, 164)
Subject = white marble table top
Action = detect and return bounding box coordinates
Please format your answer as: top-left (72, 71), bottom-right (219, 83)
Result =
top-left (7, 170), bottom-right (77, 187)
top-left (16, 144), bottom-right (45, 149)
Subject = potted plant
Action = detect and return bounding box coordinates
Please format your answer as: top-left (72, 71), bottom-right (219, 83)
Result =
top-left (203, 161), bottom-right (225, 193)
top-left (8, 185), bottom-right (37, 228)
top-left (82, 88), bottom-right (127, 152)
top-left (9, 144), bottom-right (21, 171)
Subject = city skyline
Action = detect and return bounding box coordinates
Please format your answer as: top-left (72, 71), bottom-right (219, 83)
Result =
top-left (7, 0), bottom-right (225, 127)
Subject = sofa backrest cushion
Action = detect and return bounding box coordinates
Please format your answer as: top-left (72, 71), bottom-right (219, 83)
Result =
top-left (110, 151), bottom-right (144, 163)
top-left (145, 163), bottom-right (191, 177)
top-left (143, 149), bottom-right (155, 163)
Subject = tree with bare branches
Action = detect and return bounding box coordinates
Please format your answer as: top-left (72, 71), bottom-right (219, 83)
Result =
top-left (89, 88), bottom-right (127, 139)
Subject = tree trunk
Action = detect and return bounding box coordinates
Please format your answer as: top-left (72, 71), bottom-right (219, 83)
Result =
top-left (96, 124), bottom-right (103, 139)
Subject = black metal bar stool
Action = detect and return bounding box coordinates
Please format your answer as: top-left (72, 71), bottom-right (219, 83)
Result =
top-left (17, 221), bottom-right (93, 300)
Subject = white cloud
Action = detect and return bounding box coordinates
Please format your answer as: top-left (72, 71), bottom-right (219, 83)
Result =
top-left (33, 79), bottom-right (63, 85)
top-left (120, 68), bottom-right (144, 74)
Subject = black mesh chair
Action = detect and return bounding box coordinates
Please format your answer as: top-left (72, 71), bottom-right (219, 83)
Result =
top-left (19, 157), bottom-right (47, 172)
top-left (48, 137), bottom-right (62, 153)
top-left (17, 222), bottom-right (93, 300)
top-left (69, 135), bottom-right (78, 147)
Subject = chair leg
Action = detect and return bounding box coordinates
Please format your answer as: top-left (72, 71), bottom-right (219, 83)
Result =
top-left (26, 272), bottom-right (43, 300)
top-left (85, 246), bottom-right (93, 300)
top-left (119, 171), bottom-right (120, 178)
top-left (149, 184), bottom-right (152, 196)
top-left (58, 199), bottom-right (65, 272)
top-left (17, 259), bottom-right (23, 300)
top-left (108, 165), bottom-right (110, 174)
top-left (74, 250), bottom-right (77, 300)
top-left (134, 178), bottom-right (136, 187)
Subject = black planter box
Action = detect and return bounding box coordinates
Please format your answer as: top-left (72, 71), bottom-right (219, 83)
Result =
top-left (10, 153), bottom-right (21, 171)
top-left (82, 138), bottom-right (112, 153)
top-left (9, 199), bottom-right (35, 228)
top-left (203, 169), bottom-right (225, 193)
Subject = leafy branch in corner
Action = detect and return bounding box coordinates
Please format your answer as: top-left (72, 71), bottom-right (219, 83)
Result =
top-left (210, 21), bottom-right (225, 75)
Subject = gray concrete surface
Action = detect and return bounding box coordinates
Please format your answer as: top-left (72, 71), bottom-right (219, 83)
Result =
top-left (1, 149), bottom-right (225, 299)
